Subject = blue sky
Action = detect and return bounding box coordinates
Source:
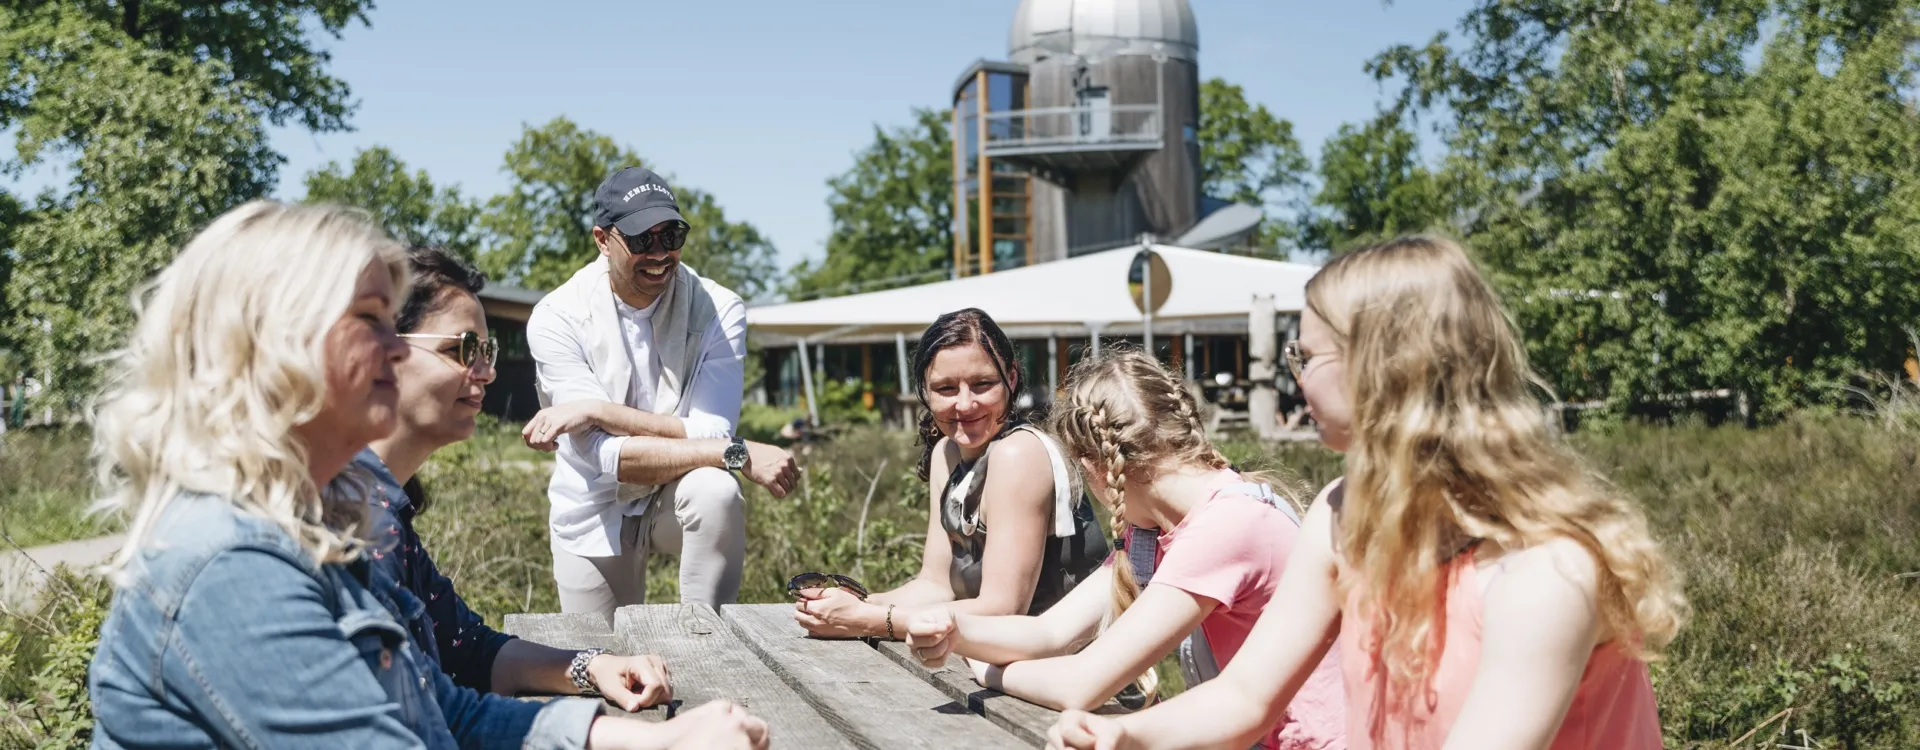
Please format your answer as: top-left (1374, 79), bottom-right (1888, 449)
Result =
top-left (14, 1), bottom-right (1478, 270)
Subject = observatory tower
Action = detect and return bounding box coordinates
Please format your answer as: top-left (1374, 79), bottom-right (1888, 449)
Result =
top-left (951, 0), bottom-right (1203, 276)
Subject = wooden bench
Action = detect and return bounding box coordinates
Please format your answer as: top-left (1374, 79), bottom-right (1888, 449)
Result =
top-left (505, 603), bottom-right (1110, 748)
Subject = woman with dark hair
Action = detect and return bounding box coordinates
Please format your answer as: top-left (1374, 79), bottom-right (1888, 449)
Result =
top-left (794, 308), bottom-right (1109, 639)
top-left (353, 246), bottom-right (675, 711)
top-left (88, 204), bottom-right (764, 749)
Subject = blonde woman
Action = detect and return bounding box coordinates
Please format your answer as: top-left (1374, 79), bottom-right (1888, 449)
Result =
top-left (86, 201), bottom-right (766, 750)
top-left (905, 349), bottom-right (1346, 750)
top-left (1047, 236), bottom-right (1688, 750)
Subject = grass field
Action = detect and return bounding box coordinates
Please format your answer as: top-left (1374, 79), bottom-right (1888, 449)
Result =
top-left (3, 412), bottom-right (1916, 747)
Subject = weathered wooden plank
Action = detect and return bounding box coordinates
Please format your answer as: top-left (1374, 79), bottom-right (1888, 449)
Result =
top-left (871, 640), bottom-right (1130, 747)
top-left (502, 612), bottom-right (625, 652)
top-left (501, 612), bottom-right (658, 721)
top-left (723, 604), bottom-right (1031, 749)
top-left (617, 604), bottom-right (851, 749)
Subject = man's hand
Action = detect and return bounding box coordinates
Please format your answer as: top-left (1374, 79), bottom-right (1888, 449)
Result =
top-left (741, 441), bottom-right (798, 497)
top-left (523, 401), bottom-right (606, 451)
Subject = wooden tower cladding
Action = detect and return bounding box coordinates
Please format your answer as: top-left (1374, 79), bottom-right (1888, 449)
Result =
top-left (950, 0), bottom-right (1202, 276)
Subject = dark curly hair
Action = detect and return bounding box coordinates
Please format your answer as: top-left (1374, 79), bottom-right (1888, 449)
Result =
top-left (911, 308), bottom-right (1030, 481)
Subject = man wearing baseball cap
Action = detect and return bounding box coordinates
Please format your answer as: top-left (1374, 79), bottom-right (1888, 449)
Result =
top-left (521, 166), bottom-right (798, 619)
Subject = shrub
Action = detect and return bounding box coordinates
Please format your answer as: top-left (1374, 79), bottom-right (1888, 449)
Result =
top-left (4, 414), bottom-right (1918, 745)
top-left (1, 568), bottom-right (109, 748)
top-left (0, 427), bottom-right (112, 548)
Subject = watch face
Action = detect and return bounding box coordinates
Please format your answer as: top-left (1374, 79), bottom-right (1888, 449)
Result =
top-left (724, 441), bottom-right (748, 469)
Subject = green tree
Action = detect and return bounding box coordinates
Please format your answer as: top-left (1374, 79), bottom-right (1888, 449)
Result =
top-left (1303, 111), bottom-right (1447, 254)
top-left (1197, 78), bottom-right (1311, 253)
top-left (1, 5), bottom-right (283, 406)
top-left (678, 188), bottom-right (780, 303)
top-left (789, 107), bottom-right (953, 301)
top-left (1372, 1), bottom-right (1920, 419)
top-left (478, 118), bottom-right (637, 289)
top-left (304, 147), bottom-right (484, 258)
top-left (480, 117), bottom-right (780, 299)
top-left (0, 189), bottom-right (21, 362)
top-left (2, 0), bottom-right (373, 132)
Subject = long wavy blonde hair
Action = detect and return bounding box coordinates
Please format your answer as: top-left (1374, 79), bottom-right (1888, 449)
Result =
top-left (1050, 348), bottom-right (1303, 700)
top-left (93, 201), bottom-right (410, 576)
top-left (1311, 236), bottom-right (1688, 701)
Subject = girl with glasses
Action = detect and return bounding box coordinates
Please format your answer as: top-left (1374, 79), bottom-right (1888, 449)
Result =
top-left (1046, 236), bottom-right (1687, 750)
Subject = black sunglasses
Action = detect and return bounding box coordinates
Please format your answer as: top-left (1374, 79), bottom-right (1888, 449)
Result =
top-left (785, 572), bottom-right (869, 600)
top-left (399, 331), bottom-right (498, 370)
top-left (615, 220), bottom-right (690, 255)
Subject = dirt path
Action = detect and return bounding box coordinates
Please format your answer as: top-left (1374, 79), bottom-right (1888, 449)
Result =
top-left (1, 533), bottom-right (124, 606)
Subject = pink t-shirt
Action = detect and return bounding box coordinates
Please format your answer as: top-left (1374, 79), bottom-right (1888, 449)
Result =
top-left (1147, 487), bottom-right (1348, 750)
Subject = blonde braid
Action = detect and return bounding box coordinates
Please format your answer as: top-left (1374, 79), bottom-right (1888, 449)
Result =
top-left (1093, 405), bottom-right (1160, 700)
top-left (1159, 372), bottom-right (1228, 470)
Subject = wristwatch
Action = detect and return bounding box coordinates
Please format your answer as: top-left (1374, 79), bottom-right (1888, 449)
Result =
top-left (722, 437), bottom-right (749, 471)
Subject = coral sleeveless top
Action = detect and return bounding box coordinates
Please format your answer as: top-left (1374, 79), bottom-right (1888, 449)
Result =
top-left (1336, 552), bottom-right (1663, 749)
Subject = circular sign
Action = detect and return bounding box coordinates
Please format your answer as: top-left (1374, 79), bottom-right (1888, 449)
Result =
top-left (1128, 249), bottom-right (1171, 315)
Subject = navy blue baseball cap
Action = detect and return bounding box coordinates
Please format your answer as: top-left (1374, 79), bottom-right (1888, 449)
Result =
top-left (594, 167), bottom-right (685, 237)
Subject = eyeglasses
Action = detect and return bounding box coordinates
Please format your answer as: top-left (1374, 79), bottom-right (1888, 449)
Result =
top-left (1283, 340), bottom-right (1317, 383)
top-left (614, 221), bottom-right (690, 255)
top-left (399, 331), bottom-right (498, 370)
top-left (785, 572), bottom-right (869, 600)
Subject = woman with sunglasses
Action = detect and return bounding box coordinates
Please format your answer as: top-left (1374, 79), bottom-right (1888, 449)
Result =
top-left (354, 245), bottom-right (676, 712)
top-left (794, 308), bottom-right (1109, 640)
top-left (88, 203), bottom-right (765, 749)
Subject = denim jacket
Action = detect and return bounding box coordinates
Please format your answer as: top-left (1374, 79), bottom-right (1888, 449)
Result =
top-left (355, 448), bottom-right (519, 693)
top-left (88, 491), bottom-right (600, 749)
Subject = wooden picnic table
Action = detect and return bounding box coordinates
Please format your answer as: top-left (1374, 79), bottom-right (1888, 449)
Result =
top-left (504, 603), bottom-right (1116, 749)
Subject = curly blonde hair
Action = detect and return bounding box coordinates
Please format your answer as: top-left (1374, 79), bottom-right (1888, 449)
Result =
top-left (93, 201), bottom-right (410, 576)
top-left (1049, 348), bottom-right (1301, 699)
top-left (1309, 235), bottom-right (1688, 703)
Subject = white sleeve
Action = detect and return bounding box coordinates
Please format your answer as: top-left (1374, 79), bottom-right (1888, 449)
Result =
top-left (677, 293), bottom-right (747, 440)
top-left (529, 304), bottom-right (623, 490)
top-left (527, 304), bottom-right (612, 407)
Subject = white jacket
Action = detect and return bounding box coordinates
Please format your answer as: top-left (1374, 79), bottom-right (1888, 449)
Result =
top-left (527, 257), bottom-right (747, 557)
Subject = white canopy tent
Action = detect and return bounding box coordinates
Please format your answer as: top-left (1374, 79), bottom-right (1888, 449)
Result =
top-left (748, 242), bottom-right (1319, 423)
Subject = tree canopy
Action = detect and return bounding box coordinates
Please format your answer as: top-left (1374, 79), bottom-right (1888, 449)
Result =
top-left (1371, 0), bottom-right (1920, 418)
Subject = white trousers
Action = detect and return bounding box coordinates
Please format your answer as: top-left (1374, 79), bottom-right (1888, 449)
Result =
top-left (550, 467), bottom-right (746, 622)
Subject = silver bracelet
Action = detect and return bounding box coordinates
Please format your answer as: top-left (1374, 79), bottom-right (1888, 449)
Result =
top-left (568, 648), bottom-right (608, 695)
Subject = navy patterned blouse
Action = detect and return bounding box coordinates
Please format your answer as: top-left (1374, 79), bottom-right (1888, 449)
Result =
top-left (353, 448), bottom-right (518, 694)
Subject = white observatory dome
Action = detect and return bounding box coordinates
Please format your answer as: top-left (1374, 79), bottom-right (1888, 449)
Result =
top-left (1009, 0), bottom-right (1198, 65)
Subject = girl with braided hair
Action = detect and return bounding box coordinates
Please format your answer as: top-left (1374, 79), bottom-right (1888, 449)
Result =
top-left (794, 308), bottom-right (1109, 639)
top-left (1046, 236), bottom-right (1685, 750)
top-left (903, 348), bottom-right (1347, 750)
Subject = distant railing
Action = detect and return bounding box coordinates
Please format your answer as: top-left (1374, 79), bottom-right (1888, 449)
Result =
top-left (980, 104), bottom-right (1162, 153)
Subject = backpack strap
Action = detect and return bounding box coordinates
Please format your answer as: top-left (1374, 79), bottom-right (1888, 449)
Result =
top-left (1007, 425), bottom-right (1079, 538)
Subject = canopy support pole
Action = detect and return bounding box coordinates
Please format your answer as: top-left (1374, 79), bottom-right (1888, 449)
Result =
top-left (895, 331), bottom-right (911, 395)
top-left (1090, 324), bottom-right (1103, 359)
top-left (1143, 250), bottom-right (1154, 356)
top-left (1249, 295), bottom-right (1279, 438)
top-left (797, 341), bottom-right (820, 427)
top-left (1047, 335), bottom-right (1060, 393)
top-left (1183, 333), bottom-right (1195, 381)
